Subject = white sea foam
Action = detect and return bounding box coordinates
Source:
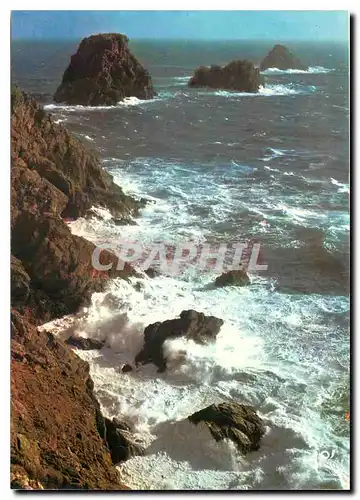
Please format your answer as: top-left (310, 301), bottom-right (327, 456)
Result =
top-left (261, 66), bottom-right (333, 75)
top-left (330, 178), bottom-right (350, 194)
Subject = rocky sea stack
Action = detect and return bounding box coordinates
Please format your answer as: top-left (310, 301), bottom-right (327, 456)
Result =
top-left (260, 44), bottom-right (308, 71)
top-left (188, 60), bottom-right (263, 93)
top-left (53, 33), bottom-right (156, 106)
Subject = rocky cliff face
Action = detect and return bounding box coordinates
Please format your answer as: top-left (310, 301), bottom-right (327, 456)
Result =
top-left (260, 44), bottom-right (308, 71)
top-left (53, 33), bottom-right (156, 106)
top-left (188, 60), bottom-right (263, 93)
top-left (11, 87), bottom-right (141, 489)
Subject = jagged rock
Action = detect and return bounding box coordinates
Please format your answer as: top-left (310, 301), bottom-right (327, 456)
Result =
top-left (121, 364), bottom-right (133, 373)
top-left (260, 44), bottom-right (308, 71)
top-left (66, 336), bottom-right (105, 351)
top-left (214, 270), bottom-right (250, 288)
top-left (11, 88), bottom-right (139, 324)
top-left (135, 310), bottom-right (224, 372)
top-left (189, 60), bottom-right (263, 92)
top-left (188, 402), bottom-right (265, 455)
top-left (11, 311), bottom-right (124, 489)
top-left (53, 33), bottom-right (156, 106)
top-left (12, 87), bottom-right (142, 220)
top-left (103, 417), bottom-right (145, 464)
top-left (11, 256), bottom-right (31, 305)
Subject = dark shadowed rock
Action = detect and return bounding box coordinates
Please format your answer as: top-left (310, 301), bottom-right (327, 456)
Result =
top-left (121, 363), bottom-right (133, 373)
top-left (66, 336), bottom-right (105, 351)
top-left (135, 310), bottom-right (224, 372)
top-left (54, 33), bottom-right (156, 106)
top-left (260, 44), bottom-right (308, 71)
top-left (214, 270), bottom-right (250, 288)
top-left (189, 60), bottom-right (263, 93)
top-left (188, 402), bottom-right (265, 455)
top-left (144, 267), bottom-right (160, 278)
top-left (103, 417), bottom-right (145, 464)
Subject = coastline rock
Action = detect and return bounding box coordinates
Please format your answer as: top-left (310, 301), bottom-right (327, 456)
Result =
top-left (102, 417), bottom-right (145, 464)
top-left (66, 336), bottom-right (106, 351)
top-left (11, 87), bottom-right (140, 324)
top-left (188, 60), bottom-right (263, 92)
top-left (11, 88), bottom-right (141, 489)
top-left (12, 86), bottom-right (142, 220)
top-left (188, 402), bottom-right (265, 454)
top-left (53, 33), bottom-right (156, 106)
top-left (260, 44), bottom-right (308, 71)
top-left (121, 363), bottom-right (133, 373)
top-left (135, 310), bottom-right (224, 372)
top-left (11, 311), bottom-right (125, 489)
top-left (214, 270), bottom-right (250, 287)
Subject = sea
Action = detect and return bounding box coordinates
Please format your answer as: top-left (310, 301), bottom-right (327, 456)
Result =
top-left (11, 39), bottom-right (350, 490)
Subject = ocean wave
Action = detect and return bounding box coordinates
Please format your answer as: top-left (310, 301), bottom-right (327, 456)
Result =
top-left (261, 66), bottom-right (333, 75)
top-left (330, 178), bottom-right (350, 194)
top-left (44, 96), bottom-right (156, 112)
top-left (206, 84), bottom-right (315, 98)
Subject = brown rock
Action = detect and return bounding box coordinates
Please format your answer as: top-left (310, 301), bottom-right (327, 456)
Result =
top-left (188, 402), bottom-right (265, 455)
top-left (214, 270), bottom-right (250, 288)
top-left (11, 311), bottom-right (125, 489)
top-left (260, 44), bottom-right (308, 71)
top-left (12, 86), bottom-right (142, 220)
top-left (189, 60), bottom-right (263, 93)
top-left (53, 33), bottom-right (156, 106)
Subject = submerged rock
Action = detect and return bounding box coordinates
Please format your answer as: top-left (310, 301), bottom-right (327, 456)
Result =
top-left (260, 44), bottom-right (308, 71)
top-left (66, 336), bottom-right (105, 351)
top-left (54, 33), bottom-right (156, 106)
top-left (135, 310), bottom-right (224, 372)
top-left (188, 402), bottom-right (265, 454)
top-left (188, 60), bottom-right (263, 92)
top-left (214, 270), bottom-right (250, 287)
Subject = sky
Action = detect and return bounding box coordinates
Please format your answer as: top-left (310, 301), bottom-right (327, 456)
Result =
top-left (11, 10), bottom-right (349, 41)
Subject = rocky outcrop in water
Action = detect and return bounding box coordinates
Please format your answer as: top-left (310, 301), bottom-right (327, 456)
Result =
top-left (188, 402), bottom-right (265, 454)
top-left (135, 310), bottom-right (224, 372)
top-left (188, 60), bottom-right (263, 92)
top-left (260, 44), bottom-right (308, 71)
top-left (214, 270), bottom-right (250, 288)
top-left (53, 33), bottom-right (156, 106)
top-left (11, 87), bottom-right (141, 489)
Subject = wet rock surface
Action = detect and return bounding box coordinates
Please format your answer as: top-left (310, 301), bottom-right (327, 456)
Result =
top-left (135, 310), bottom-right (224, 372)
top-left (214, 270), bottom-right (250, 288)
top-left (188, 402), bottom-right (266, 454)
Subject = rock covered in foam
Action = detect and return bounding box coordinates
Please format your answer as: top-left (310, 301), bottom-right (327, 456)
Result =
top-left (135, 310), bottom-right (224, 372)
top-left (260, 44), bottom-right (308, 71)
top-left (188, 60), bottom-right (263, 93)
top-left (188, 402), bottom-right (265, 455)
top-left (53, 33), bottom-right (156, 106)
